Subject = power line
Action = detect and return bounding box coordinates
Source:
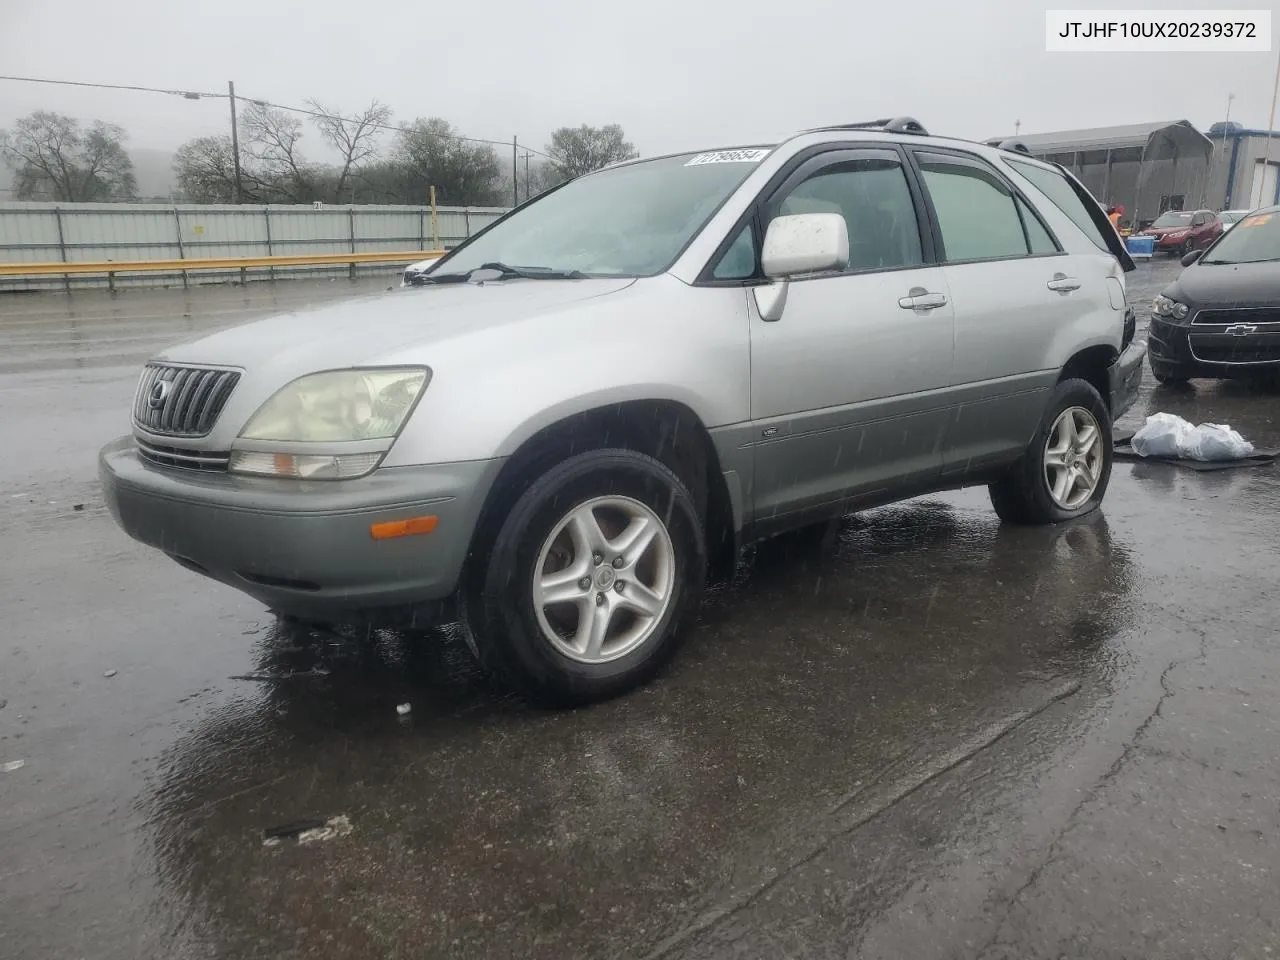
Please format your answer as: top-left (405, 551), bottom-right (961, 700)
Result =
top-left (0, 74), bottom-right (222, 100)
top-left (0, 73), bottom-right (558, 161)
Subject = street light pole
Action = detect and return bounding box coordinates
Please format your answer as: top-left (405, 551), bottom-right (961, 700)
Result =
top-left (1265, 47), bottom-right (1280, 206)
top-left (228, 80), bottom-right (243, 204)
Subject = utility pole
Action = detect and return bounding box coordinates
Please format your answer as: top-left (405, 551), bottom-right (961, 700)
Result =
top-left (1014, 119), bottom-right (1021, 136)
top-left (512, 136), bottom-right (519, 207)
top-left (228, 80), bottom-right (243, 204)
top-left (523, 151), bottom-right (532, 202)
top-left (1265, 48), bottom-right (1280, 206)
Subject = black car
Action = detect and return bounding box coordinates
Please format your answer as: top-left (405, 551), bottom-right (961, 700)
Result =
top-left (1147, 205), bottom-right (1280, 384)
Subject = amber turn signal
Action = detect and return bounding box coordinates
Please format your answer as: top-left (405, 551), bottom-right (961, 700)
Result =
top-left (369, 515), bottom-right (439, 540)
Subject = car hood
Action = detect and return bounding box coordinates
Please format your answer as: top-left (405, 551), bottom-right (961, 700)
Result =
top-left (1142, 225), bottom-right (1190, 236)
top-left (1165, 260), bottom-right (1280, 307)
top-left (157, 278), bottom-right (637, 371)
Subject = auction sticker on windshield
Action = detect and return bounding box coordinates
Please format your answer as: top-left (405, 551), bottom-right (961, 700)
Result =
top-left (685, 149), bottom-right (771, 166)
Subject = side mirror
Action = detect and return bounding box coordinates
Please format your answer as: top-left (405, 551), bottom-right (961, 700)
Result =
top-left (761, 213), bottom-right (849, 279)
top-left (1181, 248), bottom-right (1204, 267)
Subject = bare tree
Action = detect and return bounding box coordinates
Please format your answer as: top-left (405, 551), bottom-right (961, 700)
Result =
top-left (308, 100), bottom-right (392, 203)
top-left (546, 124), bottom-right (637, 179)
top-left (0, 111), bottom-right (136, 201)
top-left (240, 102), bottom-right (317, 202)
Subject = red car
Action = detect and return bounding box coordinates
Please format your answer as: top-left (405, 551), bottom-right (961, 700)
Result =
top-left (1140, 209), bottom-right (1223, 256)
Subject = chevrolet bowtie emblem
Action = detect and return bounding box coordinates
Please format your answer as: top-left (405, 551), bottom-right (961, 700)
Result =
top-left (1224, 324), bottom-right (1257, 337)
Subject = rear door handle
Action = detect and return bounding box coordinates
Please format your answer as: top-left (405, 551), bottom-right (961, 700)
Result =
top-left (1047, 274), bottom-right (1082, 292)
top-left (898, 288), bottom-right (948, 311)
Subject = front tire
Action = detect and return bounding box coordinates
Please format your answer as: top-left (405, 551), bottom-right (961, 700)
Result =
top-left (464, 449), bottom-right (707, 707)
top-left (988, 379), bottom-right (1113, 525)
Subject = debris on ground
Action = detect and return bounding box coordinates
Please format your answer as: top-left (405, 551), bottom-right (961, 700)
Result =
top-left (3, 759), bottom-right (26, 773)
top-left (103, 669), bottom-right (117, 678)
top-left (263, 818), bottom-right (327, 841)
top-left (1130, 413), bottom-right (1255, 461)
top-left (262, 815), bottom-right (353, 847)
top-left (396, 703), bottom-right (412, 716)
top-left (72, 503), bottom-right (84, 512)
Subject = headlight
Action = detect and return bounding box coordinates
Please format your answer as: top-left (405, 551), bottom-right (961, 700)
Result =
top-left (1152, 295), bottom-right (1190, 321)
top-left (229, 368), bottom-right (429, 480)
top-left (239, 368), bottom-right (429, 443)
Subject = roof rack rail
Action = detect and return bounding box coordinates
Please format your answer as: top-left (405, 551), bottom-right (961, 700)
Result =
top-left (984, 137), bottom-right (1032, 155)
top-left (806, 116), bottom-right (930, 137)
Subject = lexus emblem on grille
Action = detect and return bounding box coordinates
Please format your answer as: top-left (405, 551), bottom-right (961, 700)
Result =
top-left (148, 378), bottom-right (172, 409)
top-left (1224, 324), bottom-right (1257, 337)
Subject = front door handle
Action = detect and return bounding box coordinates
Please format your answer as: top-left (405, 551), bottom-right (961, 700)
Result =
top-left (898, 287), bottom-right (948, 311)
top-left (1047, 274), bottom-right (1082, 292)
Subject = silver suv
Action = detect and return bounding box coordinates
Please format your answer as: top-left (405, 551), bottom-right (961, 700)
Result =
top-left (100, 117), bottom-right (1145, 706)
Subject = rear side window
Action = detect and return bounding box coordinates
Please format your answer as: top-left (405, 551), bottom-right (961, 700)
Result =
top-left (916, 157), bottom-right (1029, 261)
top-left (1017, 196), bottom-right (1058, 254)
top-left (1006, 158), bottom-right (1113, 254)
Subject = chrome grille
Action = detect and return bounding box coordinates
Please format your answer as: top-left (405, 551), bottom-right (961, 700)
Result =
top-left (133, 364), bottom-right (239, 437)
top-left (136, 439), bottom-right (231, 472)
top-left (1192, 307), bottom-right (1280, 326)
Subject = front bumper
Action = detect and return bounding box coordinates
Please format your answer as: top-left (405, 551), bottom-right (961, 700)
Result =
top-left (1109, 340), bottom-right (1146, 420)
top-left (1149, 317), bottom-right (1280, 377)
top-left (99, 436), bottom-right (504, 623)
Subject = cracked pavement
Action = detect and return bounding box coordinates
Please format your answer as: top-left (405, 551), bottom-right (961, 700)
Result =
top-left (3, 262), bottom-right (1280, 959)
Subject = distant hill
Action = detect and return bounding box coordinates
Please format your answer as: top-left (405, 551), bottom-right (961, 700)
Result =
top-left (0, 147), bottom-right (177, 201)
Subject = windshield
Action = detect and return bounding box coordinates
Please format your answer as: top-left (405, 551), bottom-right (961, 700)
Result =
top-left (1202, 210), bottom-right (1280, 264)
top-left (1151, 211), bottom-right (1193, 228)
top-left (426, 149), bottom-right (771, 278)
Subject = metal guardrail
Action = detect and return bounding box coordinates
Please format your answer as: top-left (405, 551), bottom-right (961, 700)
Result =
top-left (0, 250), bottom-right (445, 278)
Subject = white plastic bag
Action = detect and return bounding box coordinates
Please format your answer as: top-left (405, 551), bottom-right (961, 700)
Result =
top-left (1184, 423), bottom-right (1254, 461)
top-left (1130, 413), bottom-right (1192, 458)
top-left (1129, 413), bottom-right (1255, 461)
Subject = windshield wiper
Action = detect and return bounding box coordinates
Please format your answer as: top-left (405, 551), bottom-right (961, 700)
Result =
top-left (429, 261), bottom-right (589, 282)
top-left (1202, 256), bottom-right (1280, 265)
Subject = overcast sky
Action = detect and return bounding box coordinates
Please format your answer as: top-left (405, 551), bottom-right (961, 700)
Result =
top-left (1, 0), bottom-right (1276, 162)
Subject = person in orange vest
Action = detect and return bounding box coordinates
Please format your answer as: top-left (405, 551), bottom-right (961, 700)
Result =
top-left (1107, 206), bottom-right (1122, 231)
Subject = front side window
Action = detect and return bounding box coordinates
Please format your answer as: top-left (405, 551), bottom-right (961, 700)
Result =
top-left (772, 157), bottom-right (924, 272)
top-left (917, 157), bottom-right (1029, 262)
top-left (711, 224), bottom-right (756, 279)
top-left (426, 149), bottom-right (771, 279)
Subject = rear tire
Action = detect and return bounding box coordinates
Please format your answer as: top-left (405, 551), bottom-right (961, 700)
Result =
top-left (989, 379), bottom-right (1113, 526)
top-left (463, 448), bottom-right (706, 707)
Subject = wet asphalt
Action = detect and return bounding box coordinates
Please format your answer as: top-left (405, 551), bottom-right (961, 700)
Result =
top-left (2, 264), bottom-right (1279, 960)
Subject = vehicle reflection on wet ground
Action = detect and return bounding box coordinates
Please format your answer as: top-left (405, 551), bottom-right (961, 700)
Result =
top-left (3, 264), bottom-right (1280, 959)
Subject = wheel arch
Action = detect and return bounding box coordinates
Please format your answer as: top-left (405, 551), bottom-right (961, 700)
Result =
top-left (468, 398), bottom-right (741, 586)
top-left (1058, 344), bottom-right (1118, 412)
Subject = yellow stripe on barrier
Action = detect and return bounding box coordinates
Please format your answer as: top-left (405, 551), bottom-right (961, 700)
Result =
top-left (0, 250), bottom-right (446, 278)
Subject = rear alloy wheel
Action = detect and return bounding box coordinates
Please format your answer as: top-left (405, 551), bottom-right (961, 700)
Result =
top-left (464, 449), bottom-right (706, 706)
top-left (989, 378), bottom-right (1113, 525)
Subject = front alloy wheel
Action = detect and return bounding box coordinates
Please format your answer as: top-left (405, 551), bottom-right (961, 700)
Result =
top-left (532, 496), bottom-right (676, 664)
top-left (464, 448), bottom-right (706, 706)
